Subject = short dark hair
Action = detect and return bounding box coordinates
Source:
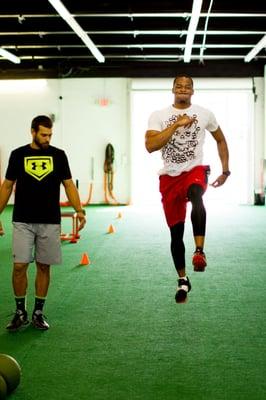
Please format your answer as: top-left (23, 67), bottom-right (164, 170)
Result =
top-left (173, 74), bottom-right (194, 87)
top-left (31, 115), bottom-right (53, 132)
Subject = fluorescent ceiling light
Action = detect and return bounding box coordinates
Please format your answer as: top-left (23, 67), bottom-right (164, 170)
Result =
top-left (48, 0), bottom-right (105, 63)
top-left (244, 35), bottom-right (266, 62)
top-left (199, 0), bottom-right (214, 61)
top-left (184, 0), bottom-right (203, 63)
top-left (0, 48), bottom-right (20, 64)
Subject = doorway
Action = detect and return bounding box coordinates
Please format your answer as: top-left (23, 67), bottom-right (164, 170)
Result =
top-left (131, 80), bottom-right (253, 207)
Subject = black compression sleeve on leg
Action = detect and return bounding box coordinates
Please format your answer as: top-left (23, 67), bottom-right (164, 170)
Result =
top-left (187, 184), bottom-right (206, 236)
top-left (170, 222), bottom-right (185, 272)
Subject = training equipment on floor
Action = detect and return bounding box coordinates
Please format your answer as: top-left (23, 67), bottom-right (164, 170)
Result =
top-left (81, 157), bottom-right (94, 205)
top-left (81, 182), bottom-right (93, 205)
top-left (80, 252), bottom-right (91, 265)
top-left (0, 354), bottom-right (21, 396)
top-left (107, 224), bottom-right (116, 234)
top-left (60, 211), bottom-right (80, 243)
top-left (60, 179), bottom-right (94, 206)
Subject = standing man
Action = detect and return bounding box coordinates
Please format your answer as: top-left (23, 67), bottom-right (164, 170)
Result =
top-left (145, 75), bottom-right (230, 303)
top-left (0, 115), bottom-right (86, 330)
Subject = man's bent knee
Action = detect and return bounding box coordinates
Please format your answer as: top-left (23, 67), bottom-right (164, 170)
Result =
top-left (187, 184), bottom-right (204, 202)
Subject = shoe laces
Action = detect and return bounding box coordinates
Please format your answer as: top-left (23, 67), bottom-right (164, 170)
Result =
top-left (33, 312), bottom-right (47, 321)
top-left (7, 309), bottom-right (26, 319)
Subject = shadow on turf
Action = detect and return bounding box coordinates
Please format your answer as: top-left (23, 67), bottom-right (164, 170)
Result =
top-left (71, 264), bottom-right (91, 272)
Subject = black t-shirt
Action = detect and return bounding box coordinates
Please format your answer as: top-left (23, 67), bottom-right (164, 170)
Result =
top-left (5, 144), bottom-right (72, 224)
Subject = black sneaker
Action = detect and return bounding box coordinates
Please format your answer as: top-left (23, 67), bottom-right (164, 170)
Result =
top-left (175, 277), bottom-right (192, 303)
top-left (6, 310), bottom-right (29, 331)
top-left (32, 312), bottom-right (49, 330)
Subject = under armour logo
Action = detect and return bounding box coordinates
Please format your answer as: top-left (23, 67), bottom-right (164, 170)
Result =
top-left (31, 161), bottom-right (48, 171)
top-left (24, 156), bottom-right (53, 181)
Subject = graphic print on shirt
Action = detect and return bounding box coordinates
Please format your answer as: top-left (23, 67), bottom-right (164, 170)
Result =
top-left (24, 156), bottom-right (54, 181)
top-left (162, 114), bottom-right (200, 164)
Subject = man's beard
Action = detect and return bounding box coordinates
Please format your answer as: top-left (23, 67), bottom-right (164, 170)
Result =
top-left (34, 138), bottom-right (49, 150)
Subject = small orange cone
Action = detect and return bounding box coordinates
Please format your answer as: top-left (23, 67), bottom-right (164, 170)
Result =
top-left (80, 252), bottom-right (90, 265)
top-left (117, 212), bottom-right (122, 219)
top-left (107, 224), bottom-right (116, 234)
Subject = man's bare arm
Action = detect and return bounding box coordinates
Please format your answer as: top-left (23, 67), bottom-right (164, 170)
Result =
top-left (210, 126), bottom-right (230, 187)
top-left (62, 179), bottom-right (86, 231)
top-left (0, 179), bottom-right (15, 214)
top-left (145, 114), bottom-right (196, 153)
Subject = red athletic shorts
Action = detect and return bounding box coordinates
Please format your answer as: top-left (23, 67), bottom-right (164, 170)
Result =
top-left (159, 165), bottom-right (210, 227)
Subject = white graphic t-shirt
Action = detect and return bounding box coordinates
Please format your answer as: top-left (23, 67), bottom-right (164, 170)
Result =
top-left (148, 104), bottom-right (219, 176)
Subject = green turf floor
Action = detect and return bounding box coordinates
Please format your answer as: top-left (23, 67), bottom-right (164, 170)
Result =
top-left (0, 203), bottom-right (266, 400)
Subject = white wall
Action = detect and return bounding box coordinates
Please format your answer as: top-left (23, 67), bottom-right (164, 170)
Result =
top-left (0, 76), bottom-right (264, 206)
top-left (131, 77), bottom-right (265, 205)
top-left (0, 78), bottom-right (131, 204)
top-left (253, 77), bottom-right (265, 195)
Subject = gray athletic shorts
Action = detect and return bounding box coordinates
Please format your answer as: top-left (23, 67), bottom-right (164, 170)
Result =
top-left (12, 222), bottom-right (62, 265)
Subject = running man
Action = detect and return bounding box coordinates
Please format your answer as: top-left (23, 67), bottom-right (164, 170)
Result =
top-left (145, 74), bottom-right (230, 303)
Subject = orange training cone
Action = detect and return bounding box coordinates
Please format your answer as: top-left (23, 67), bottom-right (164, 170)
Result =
top-left (80, 252), bottom-right (90, 265)
top-left (107, 224), bottom-right (116, 234)
top-left (117, 212), bottom-right (122, 219)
